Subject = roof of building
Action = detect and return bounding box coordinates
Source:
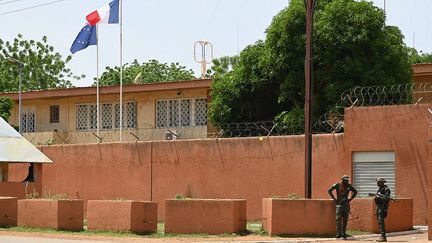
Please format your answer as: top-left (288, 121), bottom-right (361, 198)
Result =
top-left (0, 117), bottom-right (52, 163)
top-left (412, 63), bottom-right (432, 76)
top-left (0, 79), bottom-right (212, 101)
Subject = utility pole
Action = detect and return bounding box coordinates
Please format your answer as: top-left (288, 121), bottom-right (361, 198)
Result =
top-left (413, 32), bottom-right (416, 49)
top-left (6, 57), bottom-right (24, 133)
top-left (304, 0), bottom-right (316, 199)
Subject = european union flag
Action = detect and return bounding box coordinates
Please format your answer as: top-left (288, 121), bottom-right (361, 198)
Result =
top-left (70, 23), bottom-right (97, 54)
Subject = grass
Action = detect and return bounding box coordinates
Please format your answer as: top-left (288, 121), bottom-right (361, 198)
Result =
top-left (346, 229), bottom-right (374, 236)
top-left (0, 222), bottom-right (261, 239)
top-left (0, 222), bottom-right (372, 239)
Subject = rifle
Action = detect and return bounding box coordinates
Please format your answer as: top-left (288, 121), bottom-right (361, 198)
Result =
top-left (368, 192), bottom-right (398, 202)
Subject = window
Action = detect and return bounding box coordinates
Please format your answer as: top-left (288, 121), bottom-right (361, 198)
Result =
top-left (353, 151), bottom-right (395, 197)
top-left (20, 107), bottom-right (36, 133)
top-left (50, 106), bottom-right (60, 123)
top-left (76, 104), bottom-right (97, 131)
top-left (195, 98), bottom-right (207, 126)
top-left (76, 102), bottom-right (136, 131)
top-left (101, 104), bottom-right (113, 129)
top-left (156, 98), bottom-right (207, 128)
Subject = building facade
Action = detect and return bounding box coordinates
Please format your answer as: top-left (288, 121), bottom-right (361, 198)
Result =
top-left (2, 79), bottom-right (212, 145)
top-left (413, 63), bottom-right (432, 103)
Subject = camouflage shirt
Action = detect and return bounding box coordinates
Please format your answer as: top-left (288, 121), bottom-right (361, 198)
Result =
top-left (375, 185), bottom-right (391, 210)
top-left (328, 182), bottom-right (358, 206)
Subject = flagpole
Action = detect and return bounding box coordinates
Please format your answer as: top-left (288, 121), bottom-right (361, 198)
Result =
top-left (119, 0), bottom-right (123, 142)
top-left (96, 24), bottom-right (100, 139)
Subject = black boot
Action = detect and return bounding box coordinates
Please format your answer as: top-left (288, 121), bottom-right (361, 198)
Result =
top-left (376, 236), bottom-right (387, 242)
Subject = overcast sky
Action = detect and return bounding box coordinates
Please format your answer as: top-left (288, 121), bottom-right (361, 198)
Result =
top-left (0, 0), bottom-right (431, 87)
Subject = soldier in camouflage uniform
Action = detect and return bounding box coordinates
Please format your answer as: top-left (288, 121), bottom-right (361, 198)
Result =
top-left (371, 178), bottom-right (391, 242)
top-left (328, 175), bottom-right (358, 239)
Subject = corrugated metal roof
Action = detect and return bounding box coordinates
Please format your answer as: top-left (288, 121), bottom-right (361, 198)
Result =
top-left (0, 118), bottom-right (52, 163)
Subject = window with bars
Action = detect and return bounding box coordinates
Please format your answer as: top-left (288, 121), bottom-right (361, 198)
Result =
top-left (20, 112), bottom-right (35, 133)
top-left (195, 98), bottom-right (207, 126)
top-left (156, 98), bottom-right (207, 128)
top-left (50, 105), bottom-right (60, 123)
top-left (76, 102), bottom-right (137, 131)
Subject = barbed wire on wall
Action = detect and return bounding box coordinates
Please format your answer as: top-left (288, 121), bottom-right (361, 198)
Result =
top-left (26, 82), bottom-right (432, 143)
top-left (25, 124), bottom-right (209, 146)
top-left (339, 83), bottom-right (415, 107)
top-left (213, 82), bottom-right (431, 138)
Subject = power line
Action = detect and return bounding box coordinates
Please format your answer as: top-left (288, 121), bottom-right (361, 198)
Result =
top-left (0, 0), bottom-right (23, 6)
top-left (0, 0), bottom-right (64, 16)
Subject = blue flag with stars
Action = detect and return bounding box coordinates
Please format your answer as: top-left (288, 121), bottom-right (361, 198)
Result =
top-left (70, 23), bottom-right (97, 54)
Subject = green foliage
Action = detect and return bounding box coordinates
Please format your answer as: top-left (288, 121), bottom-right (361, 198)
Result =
top-left (274, 107), bottom-right (304, 134)
top-left (0, 34), bottom-right (81, 92)
top-left (268, 0), bottom-right (412, 117)
top-left (286, 193), bottom-right (303, 200)
top-left (0, 96), bottom-right (13, 121)
top-left (95, 59), bottom-right (196, 86)
top-left (409, 48), bottom-right (432, 64)
top-left (209, 0), bottom-right (413, 125)
top-left (175, 194), bottom-right (186, 200)
top-left (174, 194), bottom-right (198, 200)
top-left (206, 56), bottom-right (239, 79)
top-left (209, 41), bottom-right (283, 124)
top-left (1, 221), bottom-right (267, 238)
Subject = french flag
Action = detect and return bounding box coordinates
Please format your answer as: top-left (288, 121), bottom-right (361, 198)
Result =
top-left (86, 0), bottom-right (119, 26)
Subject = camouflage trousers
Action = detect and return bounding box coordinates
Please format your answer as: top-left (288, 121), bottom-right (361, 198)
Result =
top-left (376, 208), bottom-right (388, 238)
top-left (336, 205), bottom-right (349, 237)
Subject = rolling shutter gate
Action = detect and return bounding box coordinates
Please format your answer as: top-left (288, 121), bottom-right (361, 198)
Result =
top-left (353, 151), bottom-right (395, 198)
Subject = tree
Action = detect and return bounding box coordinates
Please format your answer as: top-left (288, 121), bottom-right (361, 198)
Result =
top-left (95, 59), bottom-right (196, 86)
top-left (206, 56), bottom-right (239, 79)
top-left (269, 0), bottom-right (412, 118)
top-left (0, 34), bottom-right (82, 92)
top-left (209, 41), bottom-right (283, 124)
top-left (409, 48), bottom-right (432, 64)
top-left (0, 96), bottom-right (13, 121)
top-left (210, 0), bottom-right (413, 124)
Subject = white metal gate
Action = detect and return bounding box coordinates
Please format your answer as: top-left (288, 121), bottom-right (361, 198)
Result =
top-left (353, 151), bottom-right (395, 197)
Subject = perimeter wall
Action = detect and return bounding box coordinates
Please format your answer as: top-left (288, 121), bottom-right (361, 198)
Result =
top-left (7, 104), bottom-right (430, 225)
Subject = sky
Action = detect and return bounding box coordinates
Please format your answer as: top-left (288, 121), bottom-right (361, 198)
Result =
top-left (0, 0), bottom-right (431, 87)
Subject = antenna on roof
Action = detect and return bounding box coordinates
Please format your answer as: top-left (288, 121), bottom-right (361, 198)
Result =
top-left (194, 40), bottom-right (213, 79)
top-left (133, 72), bottom-right (142, 84)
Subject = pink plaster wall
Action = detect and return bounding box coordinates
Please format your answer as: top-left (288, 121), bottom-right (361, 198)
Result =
top-left (0, 197), bottom-right (17, 227)
top-left (344, 105), bottom-right (429, 225)
top-left (349, 198), bottom-right (413, 233)
top-left (262, 198), bottom-right (335, 235)
top-left (87, 200), bottom-right (157, 233)
top-left (165, 199), bottom-right (246, 234)
top-left (4, 105), bottom-right (429, 225)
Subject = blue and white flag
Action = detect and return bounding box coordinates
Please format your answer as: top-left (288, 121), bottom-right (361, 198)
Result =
top-left (70, 23), bottom-right (97, 54)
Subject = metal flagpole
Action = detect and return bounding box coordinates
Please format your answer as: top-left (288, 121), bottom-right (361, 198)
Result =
top-left (119, 0), bottom-right (123, 142)
top-left (96, 25), bottom-right (100, 139)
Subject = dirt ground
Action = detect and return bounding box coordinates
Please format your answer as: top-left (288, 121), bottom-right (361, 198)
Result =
top-left (0, 229), bottom-right (428, 242)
